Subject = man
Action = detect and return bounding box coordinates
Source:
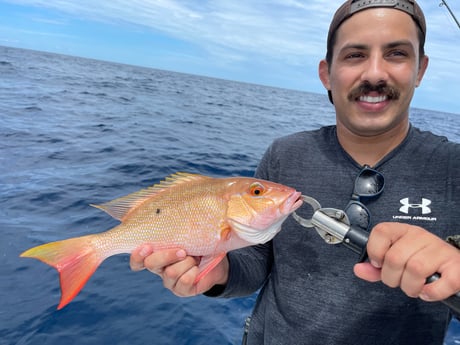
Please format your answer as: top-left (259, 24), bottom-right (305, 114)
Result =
top-left (131, 1), bottom-right (460, 343)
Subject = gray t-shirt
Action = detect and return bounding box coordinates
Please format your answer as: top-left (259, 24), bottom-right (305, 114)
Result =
top-left (210, 125), bottom-right (460, 345)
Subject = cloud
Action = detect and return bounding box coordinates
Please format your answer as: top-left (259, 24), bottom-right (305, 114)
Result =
top-left (6, 0), bottom-right (460, 65)
top-left (6, 0), bottom-right (335, 63)
top-left (3, 0), bottom-right (460, 112)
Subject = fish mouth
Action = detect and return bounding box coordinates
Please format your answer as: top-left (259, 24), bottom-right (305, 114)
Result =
top-left (280, 191), bottom-right (303, 215)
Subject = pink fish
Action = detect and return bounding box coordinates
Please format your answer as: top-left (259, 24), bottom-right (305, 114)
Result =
top-left (21, 173), bottom-right (302, 309)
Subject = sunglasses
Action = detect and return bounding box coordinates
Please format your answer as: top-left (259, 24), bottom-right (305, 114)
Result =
top-left (344, 165), bottom-right (385, 231)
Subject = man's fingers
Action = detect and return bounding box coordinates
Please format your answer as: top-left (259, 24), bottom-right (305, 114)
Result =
top-left (142, 248), bottom-right (187, 275)
top-left (161, 256), bottom-right (200, 289)
top-left (130, 244), bottom-right (154, 271)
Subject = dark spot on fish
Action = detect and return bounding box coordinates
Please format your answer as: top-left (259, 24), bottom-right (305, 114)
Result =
top-left (156, 208), bottom-right (161, 214)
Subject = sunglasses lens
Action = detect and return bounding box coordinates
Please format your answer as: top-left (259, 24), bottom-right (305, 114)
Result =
top-left (345, 201), bottom-right (370, 230)
top-left (354, 169), bottom-right (384, 197)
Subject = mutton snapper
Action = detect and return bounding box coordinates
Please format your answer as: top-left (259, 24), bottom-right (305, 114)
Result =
top-left (20, 173), bottom-right (302, 309)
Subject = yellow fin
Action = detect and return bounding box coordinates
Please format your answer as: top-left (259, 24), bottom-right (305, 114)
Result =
top-left (20, 236), bottom-right (102, 310)
top-left (91, 172), bottom-right (211, 221)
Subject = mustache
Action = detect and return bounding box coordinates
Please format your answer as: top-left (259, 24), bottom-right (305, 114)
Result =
top-left (347, 81), bottom-right (400, 101)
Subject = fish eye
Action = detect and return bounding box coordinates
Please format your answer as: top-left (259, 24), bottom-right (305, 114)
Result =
top-left (250, 183), bottom-right (265, 196)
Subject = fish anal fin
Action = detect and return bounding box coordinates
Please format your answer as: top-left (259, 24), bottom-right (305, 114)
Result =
top-left (91, 172), bottom-right (212, 222)
top-left (194, 252), bottom-right (226, 284)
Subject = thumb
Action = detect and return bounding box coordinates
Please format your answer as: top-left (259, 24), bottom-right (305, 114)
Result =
top-left (354, 262), bottom-right (382, 282)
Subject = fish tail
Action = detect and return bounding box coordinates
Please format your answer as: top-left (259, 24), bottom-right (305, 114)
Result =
top-left (20, 235), bottom-right (103, 310)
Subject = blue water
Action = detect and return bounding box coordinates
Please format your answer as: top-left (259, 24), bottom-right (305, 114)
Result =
top-left (1, 45), bottom-right (459, 345)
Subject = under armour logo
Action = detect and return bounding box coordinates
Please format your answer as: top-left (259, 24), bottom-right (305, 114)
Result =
top-left (399, 198), bottom-right (431, 215)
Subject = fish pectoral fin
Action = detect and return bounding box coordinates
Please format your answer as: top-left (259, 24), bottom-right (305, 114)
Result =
top-left (194, 252), bottom-right (226, 284)
top-left (220, 224), bottom-right (232, 241)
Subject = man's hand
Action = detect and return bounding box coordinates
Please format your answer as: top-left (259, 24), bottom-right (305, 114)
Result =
top-left (130, 244), bottom-right (229, 297)
top-left (354, 222), bottom-right (460, 301)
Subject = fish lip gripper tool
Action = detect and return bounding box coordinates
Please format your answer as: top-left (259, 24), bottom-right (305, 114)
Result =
top-left (293, 194), bottom-right (460, 317)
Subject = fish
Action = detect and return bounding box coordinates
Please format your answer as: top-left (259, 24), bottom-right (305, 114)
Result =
top-left (20, 172), bottom-right (302, 309)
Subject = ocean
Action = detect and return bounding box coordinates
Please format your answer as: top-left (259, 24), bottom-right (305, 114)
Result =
top-left (1, 45), bottom-right (459, 345)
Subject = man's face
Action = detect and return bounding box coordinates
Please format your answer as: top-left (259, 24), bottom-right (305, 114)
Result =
top-left (319, 8), bottom-right (428, 137)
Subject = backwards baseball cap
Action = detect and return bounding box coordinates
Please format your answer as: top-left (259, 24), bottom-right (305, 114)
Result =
top-left (327, 0), bottom-right (426, 54)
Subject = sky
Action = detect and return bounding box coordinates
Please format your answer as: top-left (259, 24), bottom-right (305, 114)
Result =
top-left (0, 0), bottom-right (459, 114)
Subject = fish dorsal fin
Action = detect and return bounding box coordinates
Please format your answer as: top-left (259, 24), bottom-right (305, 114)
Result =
top-left (91, 172), bottom-right (211, 221)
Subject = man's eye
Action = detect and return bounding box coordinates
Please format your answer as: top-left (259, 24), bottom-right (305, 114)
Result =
top-left (388, 50), bottom-right (408, 57)
top-left (346, 52), bottom-right (364, 59)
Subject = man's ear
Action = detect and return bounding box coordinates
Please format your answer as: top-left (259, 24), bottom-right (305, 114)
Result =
top-left (416, 55), bottom-right (429, 87)
top-left (319, 59), bottom-right (334, 104)
top-left (318, 59), bottom-right (331, 90)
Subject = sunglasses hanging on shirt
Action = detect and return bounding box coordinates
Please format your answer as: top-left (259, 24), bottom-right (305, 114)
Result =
top-left (344, 165), bottom-right (385, 232)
